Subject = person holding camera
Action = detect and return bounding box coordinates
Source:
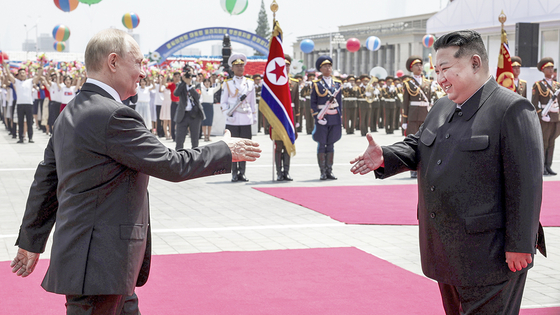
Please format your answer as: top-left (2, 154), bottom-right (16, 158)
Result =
top-left (221, 53), bottom-right (257, 182)
top-left (174, 66), bottom-right (205, 149)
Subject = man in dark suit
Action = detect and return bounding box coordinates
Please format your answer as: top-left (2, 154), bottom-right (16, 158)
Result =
top-left (174, 67), bottom-right (205, 150)
top-left (10, 29), bottom-right (261, 315)
top-left (351, 30), bottom-right (546, 314)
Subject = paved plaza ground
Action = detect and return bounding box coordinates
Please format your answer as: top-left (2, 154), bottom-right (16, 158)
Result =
top-left (0, 122), bottom-right (558, 309)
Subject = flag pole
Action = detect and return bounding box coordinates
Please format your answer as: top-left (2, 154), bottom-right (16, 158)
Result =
top-left (270, 0), bottom-right (279, 182)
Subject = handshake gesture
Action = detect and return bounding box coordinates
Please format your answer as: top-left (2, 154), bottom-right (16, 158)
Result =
top-left (222, 129), bottom-right (262, 162)
top-left (350, 133), bottom-right (384, 175)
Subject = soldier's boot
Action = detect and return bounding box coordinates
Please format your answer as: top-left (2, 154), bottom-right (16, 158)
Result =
top-left (318, 153), bottom-right (327, 180)
top-left (326, 152), bottom-right (337, 180)
top-left (282, 152), bottom-right (293, 181)
top-left (231, 162), bottom-right (238, 182)
top-left (237, 162), bottom-right (249, 182)
top-left (275, 150), bottom-right (284, 181)
top-left (545, 148), bottom-right (557, 175)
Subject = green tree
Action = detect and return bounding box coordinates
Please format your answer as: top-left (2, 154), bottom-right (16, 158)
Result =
top-left (254, 0), bottom-right (271, 56)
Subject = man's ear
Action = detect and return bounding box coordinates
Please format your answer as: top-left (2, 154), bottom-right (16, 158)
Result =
top-left (472, 55), bottom-right (482, 72)
top-left (107, 53), bottom-right (118, 73)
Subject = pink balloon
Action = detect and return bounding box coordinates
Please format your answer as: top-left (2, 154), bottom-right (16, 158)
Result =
top-left (396, 70), bottom-right (404, 78)
top-left (346, 38), bottom-right (361, 53)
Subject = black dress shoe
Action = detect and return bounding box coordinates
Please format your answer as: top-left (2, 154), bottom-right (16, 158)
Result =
top-left (544, 168), bottom-right (550, 176)
top-left (237, 174), bottom-right (249, 182)
top-left (326, 173), bottom-right (337, 180)
top-left (546, 166), bottom-right (557, 176)
top-left (276, 173), bottom-right (284, 181)
top-left (231, 174), bottom-right (238, 182)
top-left (320, 173), bottom-right (327, 180)
top-left (283, 172), bottom-right (293, 181)
top-left (28, 139), bottom-right (34, 143)
top-left (17, 139), bottom-right (24, 143)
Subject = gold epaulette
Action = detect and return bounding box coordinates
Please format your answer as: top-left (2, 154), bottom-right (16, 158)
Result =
top-left (312, 79), bottom-right (321, 83)
top-left (247, 78), bottom-right (254, 81)
top-left (535, 81), bottom-right (551, 98)
top-left (520, 79), bottom-right (527, 83)
top-left (333, 78), bottom-right (342, 83)
top-left (290, 78), bottom-right (299, 83)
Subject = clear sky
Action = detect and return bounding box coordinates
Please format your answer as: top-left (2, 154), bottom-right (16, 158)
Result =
top-left (1, 0), bottom-right (447, 56)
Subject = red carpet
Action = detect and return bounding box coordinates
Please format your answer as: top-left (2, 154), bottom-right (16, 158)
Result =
top-left (255, 181), bottom-right (560, 226)
top-left (0, 248), bottom-right (557, 314)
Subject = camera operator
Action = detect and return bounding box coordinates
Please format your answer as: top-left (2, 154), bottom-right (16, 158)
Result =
top-left (173, 66), bottom-right (205, 149)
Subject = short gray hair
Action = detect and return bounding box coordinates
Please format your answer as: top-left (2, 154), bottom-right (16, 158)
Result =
top-left (85, 29), bottom-right (131, 73)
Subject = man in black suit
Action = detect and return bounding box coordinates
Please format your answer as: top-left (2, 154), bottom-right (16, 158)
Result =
top-left (10, 29), bottom-right (261, 315)
top-left (351, 30), bottom-right (546, 314)
top-left (174, 67), bottom-right (205, 149)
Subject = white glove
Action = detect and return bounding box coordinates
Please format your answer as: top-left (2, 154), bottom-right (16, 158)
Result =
top-left (296, 122), bottom-right (300, 128)
top-left (374, 89), bottom-right (380, 95)
top-left (365, 92), bottom-right (372, 97)
top-left (402, 123), bottom-right (407, 130)
top-left (542, 114), bottom-right (551, 122)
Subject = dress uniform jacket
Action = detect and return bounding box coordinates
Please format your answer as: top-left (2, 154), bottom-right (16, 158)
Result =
top-left (220, 76), bottom-right (257, 126)
top-left (531, 79), bottom-right (560, 122)
top-left (310, 77), bottom-right (343, 143)
top-left (301, 82), bottom-right (313, 134)
top-left (16, 83), bottom-right (232, 295)
top-left (515, 79), bottom-right (527, 98)
top-left (375, 79), bottom-right (545, 286)
top-left (403, 77), bottom-right (432, 134)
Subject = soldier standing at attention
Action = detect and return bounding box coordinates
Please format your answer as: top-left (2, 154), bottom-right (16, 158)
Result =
top-left (271, 55), bottom-right (299, 181)
top-left (358, 75), bottom-right (372, 136)
top-left (295, 74), bottom-right (305, 132)
top-left (532, 57), bottom-right (560, 175)
top-left (254, 74), bottom-right (263, 133)
top-left (301, 72), bottom-right (316, 134)
top-left (369, 77), bottom-right (381, 132)
top-left (381, 76), bottom-right (398, 134)
top-left (311, 56), bottom-right (342, 180)
top-left (511, 56), bottom-right (527, 98)
top-left (402, 56), bottom-right (432, 178)
top-left (343, 75), bottom-right (358, 134)
top-left (221, 53), bottom-right (257, 182)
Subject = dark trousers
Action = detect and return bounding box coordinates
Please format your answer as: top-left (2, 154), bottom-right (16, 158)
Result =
top-left (438, 271), bottom-right (527, 315)
top-left (541, 121), bottom-right (560, 167)
top-left (17, 104), bottom-right (33, 140)
top-left (384, 104), bottom-right (395, 134)
top-left (304, 99), bottom-right (313, 134)
top-left (370, 101), bottom-right (381, 132)
top-left (344, 104), bottom-right (357, 134)
top-left (65, 292), bottom-right (140, 315)
top-left (226, 124), bottom-right (252, 175)
top-left (358, 100), bottom-right (371, 136)
top-left (170, 102), bottom-right (178, 141)
top-left (49, 101), bottom-right (61, 132)
top-left (155, 105), bottom-right (164, 137)
top-left (175, 112), bottom-right (202, 150)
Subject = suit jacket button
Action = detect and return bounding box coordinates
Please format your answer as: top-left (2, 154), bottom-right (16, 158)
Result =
top-left (437, 159), bottom-right (442, 165)
top-left (445, 134), bottom-right (450, 139)
top-left (430, 186), bottom-right (436, 191)
top-left (458, 112), bottom-right (463, 117)
top-left (430, 212), bottom-right (436, 219)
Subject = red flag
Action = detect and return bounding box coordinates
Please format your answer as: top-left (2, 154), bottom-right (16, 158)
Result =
top-left (259, 21), bottom-right (296, 156)
top-left (496, 29), bottom-right (516, 92)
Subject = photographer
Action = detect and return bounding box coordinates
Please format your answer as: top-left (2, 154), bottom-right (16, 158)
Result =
top-left (174, 66), bottom-right (204, 149)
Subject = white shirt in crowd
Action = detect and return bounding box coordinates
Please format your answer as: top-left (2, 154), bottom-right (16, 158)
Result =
top-left (14, 78), bottom-right (34, 105)
top-left (201, 85), bottom-right (221, 103)
top-left (136, 85), bottom-right (152, 103)
top-left (59, 86), bottom-right (78, 104)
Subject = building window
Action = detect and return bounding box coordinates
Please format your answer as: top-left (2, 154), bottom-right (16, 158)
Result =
top-left (541, 30), bottom-right (559, 62)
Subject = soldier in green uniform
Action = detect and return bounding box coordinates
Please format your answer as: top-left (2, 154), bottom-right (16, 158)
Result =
top-left (343, 75), bottom-right (358, 134)
top-left (377, 78), bottom-right (386, 129)
top-left (301, 72), bottom-right (315, 134)
top-left (381, 76), bottom-right (398, 134)
top-left (532, 57), bottom-right (560, 175)
top-left (357, 74), bottom-right (372, 136)
top-left (369, 77), bottom-right (381, 132)
top-left (254, 74), bottom-right (263, 133)
top-left (295, 74), bottom-right (304, 132)
top-left (511, 56), bottom-right (527, 98)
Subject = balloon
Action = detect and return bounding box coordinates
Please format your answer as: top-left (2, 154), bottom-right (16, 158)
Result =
top-left (396, 70), bottom-right (404, 78)
top-left (53, 0), bottom-right (79, 12)
top-left (0, 51), bottom-right (9, 63)
top-left (54, 41), bottom-right (66, 52)
top-left (122, 12), bottom-right (140, 29)
top-left (365, 36), bottom-right (381, 51)
top-left (220, 0), bottom-right (248, 15)
top-left (78, 0), bottom-right (102, 5)
top-left (300, 39), bottom-right (314, 54)
top-left (423, 34), bottom-right (436, 48)
top-left (52, 24), bottom-right (71, 42)
top-left (346, 38), bottom-right (361, 53)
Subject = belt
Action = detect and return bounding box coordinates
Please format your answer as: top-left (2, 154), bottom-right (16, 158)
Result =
top-left (357, 98), bottom-right (366, 101)
top-left (385, 99), bottom-right (396, 102)
top-left (410, 101), bottom-right (429, 106)
top-left (345, 97), bottom-right (357, 101)
top-left (318, 103), bottom-right (339, 109)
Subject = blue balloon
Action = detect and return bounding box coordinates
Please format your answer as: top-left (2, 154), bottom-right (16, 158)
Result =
top-left (366, 36), bottom-right (381, 51)
top-left (300, 39), bottom-right (315, 54)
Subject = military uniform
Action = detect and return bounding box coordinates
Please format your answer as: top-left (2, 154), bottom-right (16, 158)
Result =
top-left (343, 76), bottom-right (358, 134)
top-left (254, 74), bottom-right (263, 133)
top-left (381, 77), bottom-right (398, 134)
top-left (311, 56), bottom-right (342, 180)
top-left (357, 75), bottom-right (372, 136)
top-left (301, 75), bottom-right (315, 134)
top-left (532, 57), bottom-right (560, 175)
top-left (511, 56), bottom-right (527, 98)
top-left (369, 78), bottom-right (381, 132)
top-left (220, 53), bottom-right (257, 182)
top-left (271, 55), bottom-right (300, 181)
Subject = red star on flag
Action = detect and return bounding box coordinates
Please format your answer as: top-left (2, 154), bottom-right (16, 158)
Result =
top-left (269, 61), bottom-right (286, 82)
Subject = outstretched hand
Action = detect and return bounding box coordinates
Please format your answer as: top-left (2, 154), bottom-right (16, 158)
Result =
top-left (11, 248), bottom-right (40, 277)
top-left (350, 133), bottom-right (384, 175)
top-left (222, 129), bottom-right (262, 162)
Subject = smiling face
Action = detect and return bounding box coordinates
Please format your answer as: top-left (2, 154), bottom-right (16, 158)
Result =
top-left (113, 38), bottom-right (146, 99)
top-left (435, 46), bottom-right (477, 104)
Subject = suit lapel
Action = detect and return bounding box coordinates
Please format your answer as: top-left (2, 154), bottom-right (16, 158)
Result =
top-left (461, 78), bottom-right (499, 121)
top-left (80, 83), bottom-right (119, 101)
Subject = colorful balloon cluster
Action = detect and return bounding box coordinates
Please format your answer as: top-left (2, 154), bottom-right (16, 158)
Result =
top-left (53, 0), bottom-right (79, 12)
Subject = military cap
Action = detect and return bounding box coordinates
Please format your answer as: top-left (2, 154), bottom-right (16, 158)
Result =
top-left (295, 74), bottom-right (303, 80)
top-left (537, 57), bottom-right (554, 72)
top-left (228, 53), bottom-right (247, 67)
top-left (406, 56), bottom-right (423, 72)
top-left (511, 56), bottom-right (522, 67)
top-left (284, 54), bottom-right (292, 65)
top-left (315, 55), bottom-right (333, 70)
top-left (307, 72), bottom-right (316, 78)
top-left (370, 77), bottom-right (379, 83)
top-left (347, 75), bottom-right (355, 81)
top-left (385, 76), bottom-right (394, 81)
top-left (253, 74), bottom-right (262, 80)
top-left (359, 74), bottom-right (370, 81)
